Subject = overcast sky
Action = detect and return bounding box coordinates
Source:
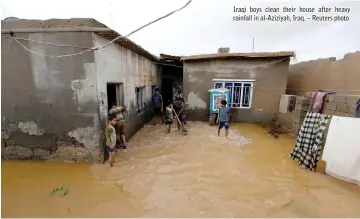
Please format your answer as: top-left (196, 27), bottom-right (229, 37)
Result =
top-left (1, 0), bottom-right (360, 62)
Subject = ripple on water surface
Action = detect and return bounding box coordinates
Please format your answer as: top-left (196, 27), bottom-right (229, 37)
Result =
top-left (2, 122), bottom-right (360, 217)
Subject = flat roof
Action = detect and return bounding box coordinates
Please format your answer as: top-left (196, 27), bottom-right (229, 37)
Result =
top-left (1, 18), bottom-right (159, 61)
top-left (181, 51), bottom-right (295, 62)
top-left (160, 53), bottom-right (181, 61)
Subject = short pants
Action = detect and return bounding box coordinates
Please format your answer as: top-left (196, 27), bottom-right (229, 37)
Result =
top-left (177, 114), bottom-right (186, 123)
top-left (115, 122), bottom-right (125, 135)
top-left (154, 108), bottom-right (162, 116)
top-left (218, 121), bottom-right (229, 129)
top-left (106, 145), bottom-right (118, 152)
top-left (165, 120), bottom-right (173, 125)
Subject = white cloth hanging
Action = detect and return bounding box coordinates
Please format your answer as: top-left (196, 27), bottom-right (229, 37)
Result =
top-left (322, 116), bottom-right (360, 186)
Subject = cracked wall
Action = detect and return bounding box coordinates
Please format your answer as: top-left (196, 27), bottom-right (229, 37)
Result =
top-left (1, 31), bottom-right (102, 163)
top-left (92, 33), bottom-right (160, 140)
top-left (183, 58), bottom-right (290, 123)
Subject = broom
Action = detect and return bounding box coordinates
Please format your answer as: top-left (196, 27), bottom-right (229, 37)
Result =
top-left (172, 108), bottom-right (187, 134)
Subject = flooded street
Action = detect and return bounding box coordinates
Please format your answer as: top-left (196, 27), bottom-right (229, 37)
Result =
top-left (2, 122), bottom-right (360, 218)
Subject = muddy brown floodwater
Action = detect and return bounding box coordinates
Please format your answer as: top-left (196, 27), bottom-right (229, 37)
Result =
top-left (2, 122), bottom-right (360, 218)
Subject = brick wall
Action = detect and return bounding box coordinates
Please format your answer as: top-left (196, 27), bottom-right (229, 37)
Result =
top-left (277, 93), bottom-right (359, 136)
top-left (320, 94), bottom-right (359, 117)
top-left (277, 96), bottom-right (309, 135)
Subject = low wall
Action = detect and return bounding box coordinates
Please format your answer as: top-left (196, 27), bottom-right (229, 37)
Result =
top-left (277, 93), bottom-right (359, 136)
top-left (277, 96), bottom-right (308, 135)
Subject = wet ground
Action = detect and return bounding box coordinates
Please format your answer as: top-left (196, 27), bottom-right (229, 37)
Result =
top-left (2, 122), bottom-right (360, 218)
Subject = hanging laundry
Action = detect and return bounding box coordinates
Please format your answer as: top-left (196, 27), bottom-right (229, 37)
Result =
top-left (322, 116), bottom-right (360, 186)
top-left (308, 92), bottom-right (317, 111)
top-left (288, 95), bottom-right (296, 112)
top-left (289, 111), bottom-right (331, 171)
top-left (279, 94), bottom-right (291, 114)
top-left (356, 98), bottom-right (360, 118)
top-left (309, 91), bottom-right (335, 113)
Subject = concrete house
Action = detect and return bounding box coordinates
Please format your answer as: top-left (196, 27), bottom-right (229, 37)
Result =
top-left (1, 18), bottom-right (161, 162)
top-left (181, 49), bottom-right (295, 123)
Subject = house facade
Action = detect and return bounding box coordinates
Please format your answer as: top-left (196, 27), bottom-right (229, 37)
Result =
top-left (181, 51), bottom-right (294, 123)
top-left (1, 18), bottom-right (160, 162)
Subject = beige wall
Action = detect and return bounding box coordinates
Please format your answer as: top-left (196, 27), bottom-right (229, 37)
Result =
top-left (183, 57), bottom-right (291, 123)
top-left (92, 33), bottom-right (160, 140)
top-left (287, 51), bottom-right (360, 96)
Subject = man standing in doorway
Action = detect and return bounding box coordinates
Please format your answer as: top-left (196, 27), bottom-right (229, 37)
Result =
top-left (173, 86), bottom-right (185, 106)
top-left (152, 87), bottom-right (164, 125)
top-left (109, 105), bottom-right (127, 148)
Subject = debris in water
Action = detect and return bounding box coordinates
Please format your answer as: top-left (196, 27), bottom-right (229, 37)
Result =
top-left (51, 187), bottom-right (68, 196)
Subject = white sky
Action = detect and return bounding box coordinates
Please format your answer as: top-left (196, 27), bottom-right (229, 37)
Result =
top-left (1, 0), bottom-right (360, 62)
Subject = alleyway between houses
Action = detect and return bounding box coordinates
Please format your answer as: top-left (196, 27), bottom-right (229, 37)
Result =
top-left (2, 122), bottom-right (360, 218)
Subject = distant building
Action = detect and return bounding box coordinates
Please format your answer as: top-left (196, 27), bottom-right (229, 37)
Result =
top-left (181, 50), bottom-right (295, 123)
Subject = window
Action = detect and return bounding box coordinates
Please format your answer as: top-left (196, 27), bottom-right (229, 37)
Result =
top-left (135, 87), bottom-right (146, 113)
top-left (213, 79), bottom-right (254, 109)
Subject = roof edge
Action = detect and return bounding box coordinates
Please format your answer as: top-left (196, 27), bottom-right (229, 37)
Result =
top-left (181, 51), bottom-right (295, 61)
top-left (1, 18), bottom-right (159, 62)
top-left (160, 53), bottom-right (181, 60)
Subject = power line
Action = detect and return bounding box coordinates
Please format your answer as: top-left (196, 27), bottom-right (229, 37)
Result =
top-left (9, 36), bottom-right (89, 49)
top-left (10, 0), bottom-right (192, 58)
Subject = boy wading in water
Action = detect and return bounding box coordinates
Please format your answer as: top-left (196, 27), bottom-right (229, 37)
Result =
top-left (105, 115), bottom-right (117, 167)
top-left (109, 105), bottom-right (127, 148)
top-left (174, 97), bottom-right (188, 133)
top-left (217, 99), bottom-right (230, 138)
top-left (164, 101), bottom-right (174, 134)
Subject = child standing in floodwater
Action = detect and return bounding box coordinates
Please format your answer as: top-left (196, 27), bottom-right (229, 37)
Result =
top-left (105, 115), bottom-right (117, 167)
top-left (164, 101), bottom-right (174, 134)
top-left (217, 99), bottom-right (230, 138)
top-left (174, 97), bottom-right (188, 133)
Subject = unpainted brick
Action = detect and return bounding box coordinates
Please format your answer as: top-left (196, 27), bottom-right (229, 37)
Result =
top-left (295, 104), bottom-right (308, 111)
top-left (291, 110), bottom-right (307, 119)
top-left (349, 105), bottom-right (357, 115)
top-left (277, 117), bottom-right (293, 130)
top-left (345, 95), bottom-right (360, 105)
top-left (305, 92), bottom-right (314, 98)
top-left (323, 102), bottom-right (337, 111)
top-left (291, 127), bottom-right (300, 136)
top-left (296, 97), bottom-right (310, 105)
top-left (336, 104), bottom-right (350, 113)
top-left (278, 112), bottom-right (292, 119)
top-left (332, 111), bottom-right (344, 116)
top-left (322, 108), bottom-right (336, 116)
top-left (325, 94), bottom-right (335, 102)
top-left (292, 122), bottom-right (301, 131)
top-left (333, 95), bottom-right (347, 104)
top-left (293, 114), bottom-right (305, 123)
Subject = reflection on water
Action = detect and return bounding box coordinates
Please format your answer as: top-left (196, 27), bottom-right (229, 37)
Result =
top-left (2, 122), bottom-right (360, 218)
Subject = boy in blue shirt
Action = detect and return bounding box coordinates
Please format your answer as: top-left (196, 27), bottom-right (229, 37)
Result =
top-left (216, 99), bottom-right (230, 138)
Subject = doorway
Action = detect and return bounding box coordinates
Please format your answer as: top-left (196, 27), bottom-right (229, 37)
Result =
top-left (161, 78), bottom-right (174, 105)
top-left (107, 83), bottom-right (124, 110)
